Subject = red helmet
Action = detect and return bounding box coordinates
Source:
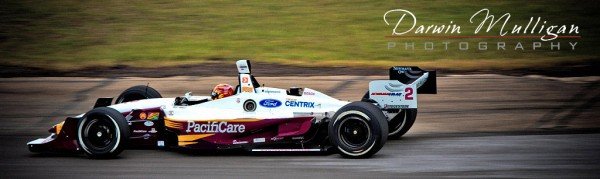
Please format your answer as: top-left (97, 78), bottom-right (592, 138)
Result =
top-left (211, 84), bottom-right (234, 100)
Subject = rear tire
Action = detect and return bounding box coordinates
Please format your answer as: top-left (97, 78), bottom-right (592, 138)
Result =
top-left (387, 109), bottom-right (417, 139)
top-left (329, 102), bottom-right (388, 158)
top-left (115, 85), bottom-right (162, 104)
top-left (361, 91), bottom-right (417, 139)
top-left (77, 107), bottom-right (130, 158)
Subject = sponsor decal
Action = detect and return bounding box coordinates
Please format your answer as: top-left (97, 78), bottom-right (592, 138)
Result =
top-left (157, 140), bottom-right (165, 147)
top-left (144, 121), bottom-right (154, 127)
top-left (133, 129), bottom-right (147, 133)
top-left (292, 136), bottom-right (304, 140)
top-left (232, 140), bottom-right (248, 144)
top-left (186, 121), bottom-right (246, 133)
top-left (285, 100), bottom-right (315, 108)
top-left (263, 90), bottom-right (281, 94)
top-left (393, 67), bottom-right (412, 73)
top-left (242, 86), bottom-right (253, 92)
top-left (371, 92), bottom-right (402, 96)
top-left (253, 138), bottom-right (266, 143)
top-left (139, 112), bottom-right (147, 120)
top-left (293, 112), bottom-right (327, 118)
top-left (239, 65), bottom-right (248, 72)
top-left (236, 98), bottom-right (241, 103)
top-left (149, 128), bottom-right (158, 134)
top-left (143, 134), bottom-right (151, 139)
top-left (271, 136), bottom-right (283, 141)
top-left (259, 99), bottom-right (282, 108)
top-left (147, 112), bottom-right (159, 120)
top-left (385, 104), bottom-right (409, 109)
top-left (303, 91), bottom-right (315, 95)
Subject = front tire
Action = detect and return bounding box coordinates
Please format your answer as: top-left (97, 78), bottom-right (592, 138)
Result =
top-left (77, 107), bottom-right (130, 158)
top-left (329, 102), bottom-right (388, 158)
top-left (115, 85), bottom-right (162, 104)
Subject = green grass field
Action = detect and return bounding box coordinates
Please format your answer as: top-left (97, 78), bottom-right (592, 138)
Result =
top-left (0, 0), bottom-right (598, 71)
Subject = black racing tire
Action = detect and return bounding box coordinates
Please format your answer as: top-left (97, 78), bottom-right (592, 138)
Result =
top-left (388, 109), bottom-right (417, 139)
top-left (360, 91), bottom-right (376, 103)
top-left (115, 85), bottom-right (162, 104)
top-left (361, 91), bottom-right (417, 140)
top-left (329, 101), bottom-right (388, 158)
top-left (77, 107), bottom-right (130, 158)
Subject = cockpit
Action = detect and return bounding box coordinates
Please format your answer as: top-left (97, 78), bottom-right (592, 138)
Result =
top-left (173, 60), bottom-right (306, 106)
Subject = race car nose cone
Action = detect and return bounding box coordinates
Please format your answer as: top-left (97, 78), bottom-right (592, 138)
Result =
top-left (97, 131), bottom-right (103, 137)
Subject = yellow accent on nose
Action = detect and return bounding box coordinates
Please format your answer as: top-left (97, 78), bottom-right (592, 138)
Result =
top-left (177, 134), bottom-right (214, 146)
top-left (164, 120), bottom-right (182, 128)
top-left (178, 134), bottom-right (214, 142)
top-left (54, 121), bottom-right (65, 135)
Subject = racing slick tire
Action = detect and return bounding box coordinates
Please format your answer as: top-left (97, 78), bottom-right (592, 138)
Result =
top-left (387, 109), bottom-right (417, 139)
top-left (77, 107), bottom-right (130, 158)
top-left (362, 91), bottom-right (417, 139)
top-left (115, 85), bottom-right (162, 104)
top-left (329, 101), bottom-right (388, 158)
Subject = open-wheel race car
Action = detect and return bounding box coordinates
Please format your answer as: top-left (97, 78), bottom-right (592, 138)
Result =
top-left (28, 60), bottom-right (436, 158)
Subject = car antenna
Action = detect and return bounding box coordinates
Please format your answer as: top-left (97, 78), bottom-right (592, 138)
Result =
top-left (145, 82), bottom-right (149, 96)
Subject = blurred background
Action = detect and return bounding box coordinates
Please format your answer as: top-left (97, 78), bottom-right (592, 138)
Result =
top-left (0, 0), bottom-right (598, 74)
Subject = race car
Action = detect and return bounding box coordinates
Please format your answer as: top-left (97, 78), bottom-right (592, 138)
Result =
top-left (27, 60), bottom-right (436, 158)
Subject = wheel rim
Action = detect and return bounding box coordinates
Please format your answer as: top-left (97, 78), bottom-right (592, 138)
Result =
top-left (82, 116), bottom-right (116, 151)
top-left (338, 116), bottom-right (371, 149)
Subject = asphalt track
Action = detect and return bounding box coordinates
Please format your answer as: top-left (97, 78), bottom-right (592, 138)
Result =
top-left (0, 75), bottom-right (599, 178)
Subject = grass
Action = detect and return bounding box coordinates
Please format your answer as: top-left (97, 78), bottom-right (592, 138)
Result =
top-left (0, 0), bottom-right (598, 71)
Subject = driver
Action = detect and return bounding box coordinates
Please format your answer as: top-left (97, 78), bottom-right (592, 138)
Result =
top-left (211, 84), bottom-right (234, 100)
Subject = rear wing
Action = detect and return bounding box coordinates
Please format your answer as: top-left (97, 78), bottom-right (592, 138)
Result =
top-left (368, 66), bottom-right (436, 109)
top-left (389, 66), bottom-right (436, 94)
